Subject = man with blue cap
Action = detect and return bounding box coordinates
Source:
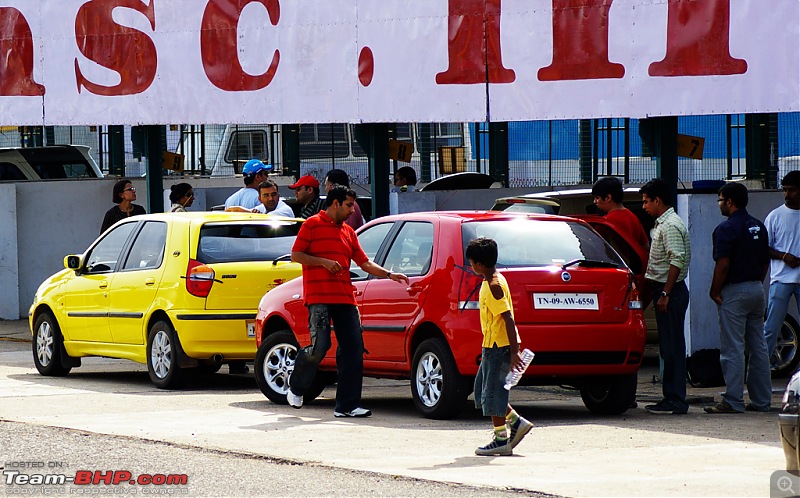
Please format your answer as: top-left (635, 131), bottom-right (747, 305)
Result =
top-left (224, 159), bottom-right (271, 210)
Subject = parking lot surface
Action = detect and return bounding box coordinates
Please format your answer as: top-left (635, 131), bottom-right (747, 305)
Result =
top-left (1, 319), bottom-right (787, 497)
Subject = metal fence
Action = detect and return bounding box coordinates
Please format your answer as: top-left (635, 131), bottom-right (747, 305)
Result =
top-left (3, 113), bottom-right (799, 187)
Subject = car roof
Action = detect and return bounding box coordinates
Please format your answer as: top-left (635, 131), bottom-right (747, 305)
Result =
top-left (0, 144), bottom-right (92, 153)
top-left (368, 210), bottom-right (583, 224)
top-left (125, 211), bottom-right (304, 224)
top-left (494, 187), bottom-right (641, 203)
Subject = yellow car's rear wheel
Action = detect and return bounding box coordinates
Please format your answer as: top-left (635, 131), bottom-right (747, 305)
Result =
top-left (146, 320), bottom-right (186, 389)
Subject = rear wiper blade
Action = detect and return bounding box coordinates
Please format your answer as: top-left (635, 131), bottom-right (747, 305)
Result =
top-left (561, 259), bottom-right (620, 270)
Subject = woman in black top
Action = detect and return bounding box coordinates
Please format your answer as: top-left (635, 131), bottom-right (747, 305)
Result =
top-left (100, 179), bottom-right (146, 233)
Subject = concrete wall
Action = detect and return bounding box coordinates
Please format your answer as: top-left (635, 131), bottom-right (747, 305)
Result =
top-left (0, 184), bottom-right (20, 319)
top-left (2, 176), bottom-right (278, 319)
top-left (682, 190), bottom-right (785, 353)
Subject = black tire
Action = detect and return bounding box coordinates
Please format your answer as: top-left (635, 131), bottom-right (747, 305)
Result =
top-left (32, 312), bottom-right (72, 376)
top-left (580, 373), bottom-right (637, 415)
top-left (773, 315), bottom-right (800, 378)
top-left (254, 330), bottom-right (330, 404)
top-left (146, 320), bottom-right (185, 389)
top-left (410, 338), bottom-right (471, 420)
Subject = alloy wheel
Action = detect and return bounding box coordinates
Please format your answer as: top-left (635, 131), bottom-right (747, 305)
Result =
top-left (150, 329), bottom-right (172, 379)
top-left (415, 352), bottom-right (443, 407)
top-left (264, 343), bottom-right (297, 394)
top-left (36, 320), bottom-right (54, 367)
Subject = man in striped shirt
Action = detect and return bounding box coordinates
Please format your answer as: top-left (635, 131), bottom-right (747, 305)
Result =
top-left (641, 178), bottom-right (692, 415)
top-left (286, 185), bottom-right (409, 418)
top-left (290, 175), bottom-right (327, 219)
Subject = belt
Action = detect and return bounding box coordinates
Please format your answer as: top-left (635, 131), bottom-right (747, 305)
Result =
top-left (646, 279), bottom-right (684, 285)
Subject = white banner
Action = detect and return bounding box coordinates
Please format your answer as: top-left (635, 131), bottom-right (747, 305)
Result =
top-left (0, 0), bottom-right (797, 125)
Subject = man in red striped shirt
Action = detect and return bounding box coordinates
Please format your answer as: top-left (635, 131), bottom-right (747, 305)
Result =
top-left (286, 185), bottom-right (409, 417)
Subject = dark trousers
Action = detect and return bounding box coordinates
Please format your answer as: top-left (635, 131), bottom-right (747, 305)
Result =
top-left (650, 280), bottom-right (689, 411)
top-left (290, 304), bottom-right (364, 413)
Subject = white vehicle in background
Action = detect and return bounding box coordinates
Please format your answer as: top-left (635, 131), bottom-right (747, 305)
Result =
top-left (178, 123), bottom-right (467, 181)
top-left (0, 145), bottom-right (103, 181)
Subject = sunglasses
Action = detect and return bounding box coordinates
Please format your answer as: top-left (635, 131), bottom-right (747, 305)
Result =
top-left (124, 187), bottom-right (136, 193)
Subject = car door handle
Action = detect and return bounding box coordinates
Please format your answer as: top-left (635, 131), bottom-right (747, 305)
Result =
top-left (145, 277), bottom-right (156, 286)
top-left (99, 281), bottom-right (108, 289)
top-left (354, 290), bottom-right (363, 297)
top-left (406, 284), bottom-right (424, 295)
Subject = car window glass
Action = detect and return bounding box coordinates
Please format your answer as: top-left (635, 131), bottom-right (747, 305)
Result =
top-left (504, 203), bottom-right (555, 214)
top-left (462, 219), bottom-right (624, 268)
top-left (224, 130), bottom-right (269, 165)
top-left (122, 222), bottom-right (168, 271)
top-left (32, 162), bottom-right (92, 179)
top-left (383, 222), bottom-right (434, 277)
top-left (197, 222), bottom-right (299, 263)
top-left (590, 224), bottom-right (643, 274)
top-left (0, 162), bottom-right (27, 181)
top-left (350, 222), bottom-right (393, 279)
top-left (84, 223), bottom-right (136, 274)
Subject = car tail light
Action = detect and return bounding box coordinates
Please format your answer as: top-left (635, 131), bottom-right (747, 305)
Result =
top-left (457, 264), bottom-right (483, 311)
top-left (627, 274), bottom-right (643, 310)
top-left (186, 259), bottom-right (215, 298)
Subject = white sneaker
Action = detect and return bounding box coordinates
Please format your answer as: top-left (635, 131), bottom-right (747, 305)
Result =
top-left (334, 407), bottom-right (371, 418)
top-left (286, 390), bottom-right (303, 409)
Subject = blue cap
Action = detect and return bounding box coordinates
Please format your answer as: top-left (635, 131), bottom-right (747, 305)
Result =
top-left (242, 159), bottom-right (272, 176)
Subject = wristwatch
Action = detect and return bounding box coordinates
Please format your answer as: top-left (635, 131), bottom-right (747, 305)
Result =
top-left (386, 271), bottom-right (393, 279)
top-left (660, 291), bottom-right (670, 297)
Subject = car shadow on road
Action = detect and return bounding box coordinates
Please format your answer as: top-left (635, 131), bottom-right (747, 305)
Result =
top-left (233, 382), bottom-right (780, 448)
top-left (8, 369), bottom-right (258, 394)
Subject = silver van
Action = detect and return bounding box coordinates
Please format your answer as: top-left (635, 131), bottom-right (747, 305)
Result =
top-left (0, 145), bottom-right (102, 181)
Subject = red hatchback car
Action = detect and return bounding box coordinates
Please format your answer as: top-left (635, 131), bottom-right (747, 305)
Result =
top-left (254, 211), bottom-right (647, 419)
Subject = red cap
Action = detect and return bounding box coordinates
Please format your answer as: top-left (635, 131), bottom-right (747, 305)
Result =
top-left (288, 175), bottom-right (320, 189)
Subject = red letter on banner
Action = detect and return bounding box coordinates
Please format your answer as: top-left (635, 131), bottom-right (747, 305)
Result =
top-left (436, 0), bottom-right (515, 85)
top-left (649, 0), bottom-right (746, 76)
top-left (0, 8), bottom-right (45, 96)
top-left (201, 0), bottom-right (280, 91)
top-left (74, 0), bottom-right (157, 96)
top-left (538, 0), bottom-right (624, 81)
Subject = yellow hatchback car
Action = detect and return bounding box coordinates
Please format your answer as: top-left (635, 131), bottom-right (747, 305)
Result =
top-left (29, 212), bottom-right (302, 389)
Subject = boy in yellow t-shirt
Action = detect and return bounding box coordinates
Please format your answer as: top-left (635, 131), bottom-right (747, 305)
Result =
top-left (466, 237), bottom-right (533, 456)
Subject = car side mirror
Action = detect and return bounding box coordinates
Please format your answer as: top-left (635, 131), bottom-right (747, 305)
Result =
top-left (64, 255), bottom-right (82, 270)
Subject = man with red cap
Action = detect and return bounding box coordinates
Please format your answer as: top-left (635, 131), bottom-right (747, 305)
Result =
top-left (290, 175), bottom-right (326, 219)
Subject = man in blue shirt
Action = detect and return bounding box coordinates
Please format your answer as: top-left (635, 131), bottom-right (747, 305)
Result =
top-left (224, 159), bottom-right (271, 210)
top-left (705, 182), bottom-right (772, 413)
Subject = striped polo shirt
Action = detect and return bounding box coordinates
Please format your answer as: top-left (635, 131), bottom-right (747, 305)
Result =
top-left (645, 207), bottom-right (691, 283)
top-left (292, 210), bottom-right (368, 306)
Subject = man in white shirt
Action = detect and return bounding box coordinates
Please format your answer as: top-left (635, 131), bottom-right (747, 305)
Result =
top-left (253, 180), bottom-right (295, 217)
top-left (224, 159), bottom-right (271, 210)
top-left (764, 170), bottom-right (800, 368)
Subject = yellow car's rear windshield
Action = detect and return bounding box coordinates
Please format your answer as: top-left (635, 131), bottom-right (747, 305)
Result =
top-left (197, 222), bottom-right (298, 263)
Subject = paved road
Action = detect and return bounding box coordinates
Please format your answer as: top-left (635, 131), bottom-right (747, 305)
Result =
top-left (0, 319), bottom-right (789, 497)
top-left (1, 420), bottom-right (539, 497)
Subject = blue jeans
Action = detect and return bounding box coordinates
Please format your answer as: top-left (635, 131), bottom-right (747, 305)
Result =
top-left (290, 304), bottom-right (364, 413)
top-left (474, 346), bottom-right (511, 417)
top-left (718, 281), bottom-right (772, 411)
top-left (651, 280), bottom-right (689, 411)
top-left (764, 281), bottom-right (800, 364)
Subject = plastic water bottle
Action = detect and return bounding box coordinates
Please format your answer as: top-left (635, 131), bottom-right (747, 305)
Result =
top-left (504, 349), bottom-right (535, 390)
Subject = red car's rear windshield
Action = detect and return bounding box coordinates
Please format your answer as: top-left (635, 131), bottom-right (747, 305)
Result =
top-left (461, 219), bottom-right (625, 268)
